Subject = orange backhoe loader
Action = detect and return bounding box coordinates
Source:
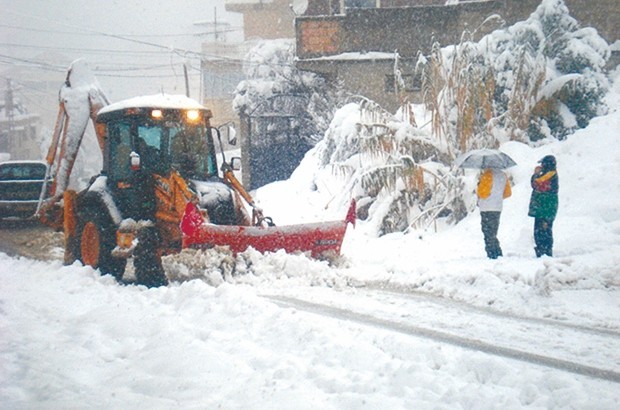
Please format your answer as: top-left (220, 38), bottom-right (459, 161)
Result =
top-left (37, 60), bottom-right (354, 287)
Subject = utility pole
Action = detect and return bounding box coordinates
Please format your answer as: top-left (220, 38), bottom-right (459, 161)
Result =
top-left (214, 7), bottom-right (219, 41)
top-left (183, 63), bottom-right (190, 98)
top-left (194, 6), bottom-right (232, 102)
top-left (4, 79), bottom-right (15, 154)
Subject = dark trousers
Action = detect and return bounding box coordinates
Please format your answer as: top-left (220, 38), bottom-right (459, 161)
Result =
top-left (480, 211), bottom-right (502, 259)
top-left (534, 218), bottom-right (554, 257)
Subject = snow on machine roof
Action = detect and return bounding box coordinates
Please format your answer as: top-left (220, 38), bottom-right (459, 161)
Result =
top-left (97, 93), bottom-right (207, 115)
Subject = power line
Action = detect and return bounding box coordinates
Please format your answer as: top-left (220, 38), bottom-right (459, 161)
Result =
top-left (0, 75), bottom-right (55, 95)
top-left (0, 54), bottom-right (66, 71)
top-left (1, 10), bottom-right (299, 69)
top-left (1, 9), bottom-right (204, 58)
top-left (0, 22), bottom-right (243, 38)
top-left (95, 72), bottom-right (201, 79)
top-left (0, 23), bottom-right (94, 37)
top-left (0, 51), bottom-right (201, 73)
top-left (0, 56), bottom-right (198, 83)
top-left (0, 42), bottom-right (169, 56)
top-left (0, 9), bottom-right (306, 91)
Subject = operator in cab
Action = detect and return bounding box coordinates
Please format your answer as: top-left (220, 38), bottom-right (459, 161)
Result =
top-left (170, 128), bottom-right (212, 179)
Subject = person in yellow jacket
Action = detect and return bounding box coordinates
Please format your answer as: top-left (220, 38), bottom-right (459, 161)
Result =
top-left (477, 168), bottom-right (512, 259)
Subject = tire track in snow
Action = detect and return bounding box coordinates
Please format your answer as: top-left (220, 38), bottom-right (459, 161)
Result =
top-left (266, 295), bottom-right (620, 383)
top-left (367, 285), bottom-right (620, 338)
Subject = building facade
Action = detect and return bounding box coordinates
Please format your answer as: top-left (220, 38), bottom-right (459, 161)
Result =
top-left (201, 41), bottom-right (248, 131)
top-left (225, 0), bottom-right (297, 40)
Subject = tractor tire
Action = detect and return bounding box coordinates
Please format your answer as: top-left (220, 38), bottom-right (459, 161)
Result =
top-left (76, 206), bottom-right (126, 281)
top-left (133, 225), bottom-right (168, 288)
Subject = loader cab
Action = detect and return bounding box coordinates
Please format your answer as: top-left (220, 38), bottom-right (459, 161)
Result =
top-left (97, 103), bottom-right (218, 183)
top-left (95, 95), bottom-right (218, 220)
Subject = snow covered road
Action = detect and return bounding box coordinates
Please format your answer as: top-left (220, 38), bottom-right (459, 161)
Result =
top-left (264, 289), bottom-right (620, 383)
top-left (1, 252), bottom-right (619, 409)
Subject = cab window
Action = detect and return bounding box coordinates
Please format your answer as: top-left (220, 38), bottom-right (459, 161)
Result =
top-left (136, 123), bottom-right (167, 174)
top-left (108, 121), bottom-right (133, 180)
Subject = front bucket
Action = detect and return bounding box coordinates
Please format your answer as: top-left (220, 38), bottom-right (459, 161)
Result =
top-left (181, 199), bottom-right (356, 258)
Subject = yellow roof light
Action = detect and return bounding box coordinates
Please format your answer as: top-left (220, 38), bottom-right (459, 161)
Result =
top-left (151, 109), bottom-right (163, 119)
top-left (186, 109), bottom-right (201, 122)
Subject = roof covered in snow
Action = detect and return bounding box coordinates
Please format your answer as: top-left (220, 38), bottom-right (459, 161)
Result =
top-left (300, 51), bottom-right (396, 62)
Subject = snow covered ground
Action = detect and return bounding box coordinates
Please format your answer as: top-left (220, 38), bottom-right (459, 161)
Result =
top-left (1, 74), bottom-right (620, 410)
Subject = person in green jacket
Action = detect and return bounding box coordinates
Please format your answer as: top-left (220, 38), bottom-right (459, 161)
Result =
top-left (528, 155), bottom-right (559, 257)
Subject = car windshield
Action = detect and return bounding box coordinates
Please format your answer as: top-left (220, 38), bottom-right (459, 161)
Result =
top-left (0, 163), bottom-right (47, 180)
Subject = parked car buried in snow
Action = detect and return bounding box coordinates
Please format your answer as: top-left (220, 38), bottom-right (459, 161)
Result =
top-left (0, 160), bottom-right (51, 219)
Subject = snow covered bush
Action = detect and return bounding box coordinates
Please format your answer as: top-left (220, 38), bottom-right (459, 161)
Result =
top-left (490, 0), bottom-right (610, 140)
top-left (311, 99), bottom-right (469, 236)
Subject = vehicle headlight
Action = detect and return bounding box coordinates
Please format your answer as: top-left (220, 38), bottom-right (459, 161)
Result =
top-left (186, 110), bottom-right (200, 122)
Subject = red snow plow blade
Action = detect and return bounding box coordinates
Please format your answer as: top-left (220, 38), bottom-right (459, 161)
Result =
top-left (181, 200), bottom-right (356, 258)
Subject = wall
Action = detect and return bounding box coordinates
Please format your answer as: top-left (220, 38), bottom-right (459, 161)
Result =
top-left (297, 1), bottom-right (503, 59)
top-left (226, 0), bottom-right (296, 39)
top-left (298, 57), bottom-right (413, 111)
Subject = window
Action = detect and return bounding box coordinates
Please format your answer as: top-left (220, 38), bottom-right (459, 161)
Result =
top-left (169, 125), bottom-right (217, 179)
top-left (108, 122), bottom-right (133, 180)
top-left (105, 114), bottom-right (217, 180)
top-left (136, 124), bottom-right (167, 174)
top-left (385, 74), bottom-right (422, 93)
top-left (137, 124), bottom-right (163, 150)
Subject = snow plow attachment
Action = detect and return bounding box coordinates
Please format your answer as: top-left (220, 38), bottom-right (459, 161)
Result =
top-left (181, 199), bottom-right (356, 258)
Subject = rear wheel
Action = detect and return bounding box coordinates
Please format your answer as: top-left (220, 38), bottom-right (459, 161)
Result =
top-left (76, 207), bottom-right (126, 281)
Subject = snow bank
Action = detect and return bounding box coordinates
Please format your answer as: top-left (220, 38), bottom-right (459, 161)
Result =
top-left (1, 253), bottom-right (618, 408)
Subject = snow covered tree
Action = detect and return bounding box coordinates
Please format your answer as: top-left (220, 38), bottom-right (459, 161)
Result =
top-left (313, 99), bottom-right (467, 236)
top-left (233, 39), bottom-right (340, 147)
top-left (421, 36), bottom-right (497, 156)
top-left (421, 0), bottom-right (610, 146)
top-left (488, 0), bottom-right (609, 140)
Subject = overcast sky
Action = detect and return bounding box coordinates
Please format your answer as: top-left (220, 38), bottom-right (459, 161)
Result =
top-left (0, 0), bottom-right (243, 103)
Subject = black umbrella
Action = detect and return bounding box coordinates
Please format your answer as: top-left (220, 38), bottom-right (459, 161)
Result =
top-left (454, 149), bottom-right (517, 169)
